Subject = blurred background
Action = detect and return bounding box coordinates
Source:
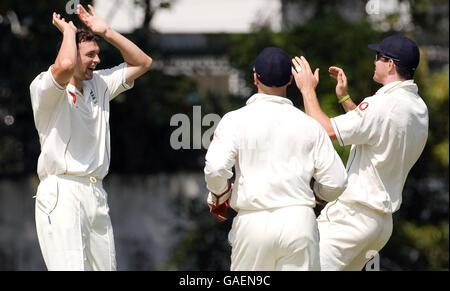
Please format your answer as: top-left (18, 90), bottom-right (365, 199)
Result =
top-left (0, 0), bottom-right (448, 271)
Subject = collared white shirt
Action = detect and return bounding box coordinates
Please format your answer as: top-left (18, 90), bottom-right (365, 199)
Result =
top-left (331, 80), bottom-right (429, 213)
top-left (205, 93), bottom-right (348, 211)
top-left (30, 62), bottom-right (133, 180)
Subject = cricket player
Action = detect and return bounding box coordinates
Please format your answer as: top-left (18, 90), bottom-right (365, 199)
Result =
top-left (29, 5), bottom-right (152, 270)
top-left (291, 35), bottom-right (429, 270)
top-left (204, 47), bottom-right (348, 271)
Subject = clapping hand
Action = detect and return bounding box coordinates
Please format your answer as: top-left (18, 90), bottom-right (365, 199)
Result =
top-left (328, 66), bottom-right (348, 99)
top-left (291, 56), bottom-right (320, 93)
top-left (52, 12), bottom-right (77, 33)
top-left (77, 4), bottom-right (110, 37)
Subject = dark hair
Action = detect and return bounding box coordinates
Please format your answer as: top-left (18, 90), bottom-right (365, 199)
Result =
top-left (56, 28), bottom-right (99, 53)
top-left (394, 63), bottom-right (415, 80)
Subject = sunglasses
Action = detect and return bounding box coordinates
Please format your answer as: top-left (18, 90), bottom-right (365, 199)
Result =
top-left (375, 52), bottom-right (400, 62)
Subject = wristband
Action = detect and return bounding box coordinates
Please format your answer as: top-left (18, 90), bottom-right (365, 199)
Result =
top-left (338, 95), bottom-right (350, 103)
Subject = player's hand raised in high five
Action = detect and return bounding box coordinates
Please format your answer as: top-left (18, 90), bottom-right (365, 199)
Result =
top-left (51, 12), bottom-right (77, 86)
top-left (329, 66), bottom-right (356, 111)
top-left (52, 12), bottom-right (77, 34)
top-left (328, 66), bottom-right (348, 100)
top-left (77, 4), bottom-right (109, 37)
top-left (291, 56), bottom-right (320, 94)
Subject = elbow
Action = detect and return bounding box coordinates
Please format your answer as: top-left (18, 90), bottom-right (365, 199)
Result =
top-left (52, 58), bottom-right (75, 85)
top-left (58, 58), bottom-right (76, 73)
top-left (143, 56), bottom-right (153, 71)
top-left (314, 180), bottom-right (348, 202)
top-left (325, 121), bottom-right (337, 141)
top-left (328, 129), bottom-right (337, 141)
top-left (204, 161), bottom-right (225, 181)
top-left (316, 187), bottom-right (346, 202)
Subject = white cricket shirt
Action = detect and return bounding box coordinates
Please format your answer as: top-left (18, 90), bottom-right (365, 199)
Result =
top-left (30, 63), bottom-right (133, 180)
top-left (205, 93), bottom-right (348, 211)
top-left (331, 80), bottom-right (428, 213)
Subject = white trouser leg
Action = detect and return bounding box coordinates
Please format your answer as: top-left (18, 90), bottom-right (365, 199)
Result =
top-left (34, 175), bottom-right (116, 271)
top-left (317, 200), bottom-right (392, 271)
top-left (230, 206), bottom-right (320, 271)
top-left (84, 184), bottom-right (116, 271)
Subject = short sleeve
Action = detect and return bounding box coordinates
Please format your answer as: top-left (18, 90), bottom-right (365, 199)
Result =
top-left (95, 62), bottom-right (134, 101)
top-left (331, 98), bottom-right (382, 146)
top-left (29, 66), bottom-right (66, 115)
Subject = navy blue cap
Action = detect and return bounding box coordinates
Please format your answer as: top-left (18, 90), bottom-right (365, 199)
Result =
top-left (253, 47), bottom-right (292, 87)
top-left (368, 35), bottom-right (420, 71)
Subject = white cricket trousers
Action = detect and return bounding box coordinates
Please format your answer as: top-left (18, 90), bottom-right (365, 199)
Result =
top-left (230, 205), bottom-right (320, 271)
top-left (317, 200), bottom-right (393, 271)
top-left (34, 175), bottom-right (116, 271)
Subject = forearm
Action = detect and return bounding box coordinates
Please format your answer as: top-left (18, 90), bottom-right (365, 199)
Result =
top-left (313, 180), bottom-right (347, 202)
top-left (204, 161), bottom-right (234, 194)
top-left (103, 28), bottom-right (152, 68)
top-left (301, 89), bottom-right (337, 140)
top-left (338, 95), bottom-right (357, 112)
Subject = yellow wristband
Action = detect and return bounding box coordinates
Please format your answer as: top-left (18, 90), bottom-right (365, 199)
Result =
top-left (338, 95), bottom-right (350, 103)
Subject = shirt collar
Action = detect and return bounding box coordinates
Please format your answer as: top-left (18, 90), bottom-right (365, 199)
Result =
top-left (246, 93), bottom-right (293, 106)
top-left (375, 80), bottom-right (418, 95)
top-left (67, 83), bottom-right (82, 95)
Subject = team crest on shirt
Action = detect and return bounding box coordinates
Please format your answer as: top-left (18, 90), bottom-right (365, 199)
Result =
top-left (90, 90), bottom-right (98, 105)
top-left (355, 101), bottom-right (369, 117)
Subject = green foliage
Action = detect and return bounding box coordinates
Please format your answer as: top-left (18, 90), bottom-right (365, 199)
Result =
top-left (424, 65), bottom-right (449, 168)
top-left (409, 0), bottom-right (449, 34)
top-left (164, 196), bottom-right (234, 271)
top-left (401, 221), bottom-right (449, 270)
top-left (383, 220), bottom-right (449, 270)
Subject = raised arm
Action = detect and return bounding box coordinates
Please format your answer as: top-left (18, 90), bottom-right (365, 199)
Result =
top-left (292, 56), bottom-right (337, 141)
top-left (328, 66), bottom-right (357, 112)
top-left (77, 4), bottom-right (152, 85)
top-left (51, 12), bottom-right (77, 86)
